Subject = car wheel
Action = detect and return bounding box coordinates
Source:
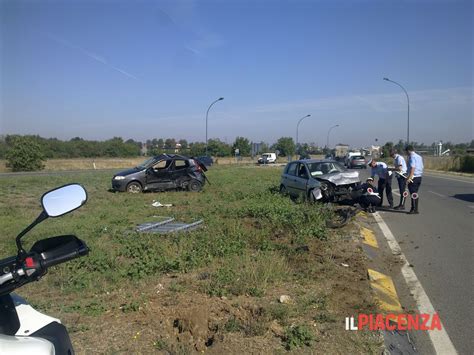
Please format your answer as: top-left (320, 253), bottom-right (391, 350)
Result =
top-left (188, 180), bottom-right (202, 192)
top-left (126, 181), bottom-right (142, 193)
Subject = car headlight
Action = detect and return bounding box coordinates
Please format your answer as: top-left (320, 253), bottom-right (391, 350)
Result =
top-left (114, 176), bottom-right (125, 180)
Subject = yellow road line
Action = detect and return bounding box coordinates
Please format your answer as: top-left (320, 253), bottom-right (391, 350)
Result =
top-left (361, 227), bottom-right (378, 248)
top-left (368, 269), bottom-right (404, 322)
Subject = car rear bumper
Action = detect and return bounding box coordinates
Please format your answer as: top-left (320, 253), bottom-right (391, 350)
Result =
top-left (351, 163), bottom-right (366, 168)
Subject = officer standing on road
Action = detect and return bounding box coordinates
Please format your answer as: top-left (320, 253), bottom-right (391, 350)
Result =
top-left (405, 145), bottom-right (424, 214)
top-left (368, 158), bottom-right (394, 208)
top-left (390, 149), bottom-right (408, 210)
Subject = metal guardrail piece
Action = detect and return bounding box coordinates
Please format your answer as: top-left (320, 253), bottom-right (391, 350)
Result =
top-left (136, 219), bottom-right (203, 234)
top-left (136, 218), bottom-right (175, 232)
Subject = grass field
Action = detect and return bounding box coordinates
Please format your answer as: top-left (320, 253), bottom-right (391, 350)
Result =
top-left (0, 165), bottom-right (382, 354)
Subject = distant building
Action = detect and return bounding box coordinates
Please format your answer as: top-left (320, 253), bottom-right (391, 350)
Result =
top-left (370, 145), bottom-right (381, 158)
top-left (335, 144), bottom-right (349, 158)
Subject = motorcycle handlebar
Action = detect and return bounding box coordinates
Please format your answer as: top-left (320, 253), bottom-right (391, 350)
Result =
top-left (41, 243), bottom-right (89, 268)
top-left (0, 236), bottom-right (89, 293)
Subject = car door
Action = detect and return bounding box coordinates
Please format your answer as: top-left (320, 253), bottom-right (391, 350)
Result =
top-left (145, 158), bottom-right (173, 190)
top-left (282, 162), bottom-right (298, 196)
top-left (293, 163), bottom-right (310, 198)
top-left (170, 159), bottom-right (190, 188)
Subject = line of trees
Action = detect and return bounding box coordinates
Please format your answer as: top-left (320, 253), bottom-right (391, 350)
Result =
top-left (380, 140), bottom-right (474, 158)
top-left (0, 135), bottom-right (307, 161)
top-left (1, 134), bottom-right (472, 172)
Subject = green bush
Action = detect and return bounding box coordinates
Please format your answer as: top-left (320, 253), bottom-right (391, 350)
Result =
top-left (284, 324), bottom-right (315, 350)
top-left (5, 136), bottom-right (45, 171)
top-left (460, 155), bottom-right (474, 173)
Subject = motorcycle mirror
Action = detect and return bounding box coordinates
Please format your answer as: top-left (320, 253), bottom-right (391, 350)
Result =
top-left (16, 184), bottom-right (87, 258)
top-left (42, 184), bottom-right (87, 217)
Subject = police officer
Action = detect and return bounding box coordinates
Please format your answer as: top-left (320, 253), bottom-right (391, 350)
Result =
top-left (390, 149), bottom-right (408, 210)
top-left (405, 145), bottom-right (424, 214)
top-left (368, 158), bottom-right (394, 208)
top-left (354, 177), bottom-right (382, 213)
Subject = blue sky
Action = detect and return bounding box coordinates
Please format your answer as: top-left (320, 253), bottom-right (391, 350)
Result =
top-left (1, 0), bottom-right (472, 147)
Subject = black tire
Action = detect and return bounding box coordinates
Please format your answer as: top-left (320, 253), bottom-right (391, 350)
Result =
top-left (126, 181), bottom-right (142, 193)
top-left (188, 180), bottom-right (202, 192)
top-left (326, 208), bottom-right (352, 228)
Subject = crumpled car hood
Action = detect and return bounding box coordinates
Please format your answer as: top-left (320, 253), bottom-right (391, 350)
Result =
top-left (317, 171), bottom-right (360, 185)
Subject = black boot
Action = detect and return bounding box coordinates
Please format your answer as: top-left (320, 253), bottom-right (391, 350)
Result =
top-left (408, 199), bottom-right (419, 214)
top-left (394, 196), bottom-right (405, 210)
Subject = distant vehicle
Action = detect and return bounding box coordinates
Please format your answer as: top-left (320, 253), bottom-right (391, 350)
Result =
top-left (257, 153), bottom-right (277, 164)
top-left (280, 159), bottom-right (360, 202)
top-left (299, 151), bottom-right (311, 160)
top-left (344, 151), bottom-right (362, 166)
top-left (111, 154), bottom-right (208, 193)
top-left (196, 156), bottom-right (214, 167)
top-left (348, 155), bottom-right (367, 169)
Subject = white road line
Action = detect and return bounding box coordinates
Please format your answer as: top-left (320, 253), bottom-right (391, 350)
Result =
top-left (372, 212), bottom-right (458, 355)
top-left (428, 191), bottom-right (447, 198)
top-left (424, 173), bottom-right (474, 184)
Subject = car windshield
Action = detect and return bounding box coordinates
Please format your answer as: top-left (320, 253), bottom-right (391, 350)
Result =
top-left (136, 157), bottom-right (158, 169)
top-left (307, 162), bottom-right (345, 176)
top-left (352, 156), bottom-right (364, 160)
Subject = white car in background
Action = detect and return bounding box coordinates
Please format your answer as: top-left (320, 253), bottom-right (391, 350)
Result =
top-left (344, 151), bottom-right (362, 166)
top-left (257, 153), bottom-right (277, 164)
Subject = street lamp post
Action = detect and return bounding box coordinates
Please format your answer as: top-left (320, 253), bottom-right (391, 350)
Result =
top-left (205, 97), bottom-right (224, 156)
top-left (326, 124), bottom-right (339, 149)
top-left (296, 114), bottom-right (311, 149)
top-left (383, 77), bottom-right (410, 144)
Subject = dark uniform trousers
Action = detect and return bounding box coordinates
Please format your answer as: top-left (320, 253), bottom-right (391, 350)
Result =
top-left (396, 176), bottom-right (407, 206)
top-left (378, 175), bottom-right (393, 207)
top-left (408, 177), bottom-right (422, 211)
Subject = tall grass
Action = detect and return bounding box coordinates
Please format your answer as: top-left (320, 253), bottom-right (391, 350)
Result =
top-left (0, 165), bottom-right (327, 296)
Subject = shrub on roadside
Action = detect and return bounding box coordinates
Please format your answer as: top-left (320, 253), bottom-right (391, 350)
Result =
top-left (5, 136), bottom-right (45, 171)
top-left (460, 155), bottom-right (474, 173)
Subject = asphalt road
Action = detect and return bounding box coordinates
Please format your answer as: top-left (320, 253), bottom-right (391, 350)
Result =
top-left (359, 169), bottom-right (474, 355)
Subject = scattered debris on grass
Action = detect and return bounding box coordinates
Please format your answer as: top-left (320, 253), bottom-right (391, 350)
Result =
top-left (151, 200), bottom-right (173, 207)
top-left (136, 217), bottom-right (203, 234)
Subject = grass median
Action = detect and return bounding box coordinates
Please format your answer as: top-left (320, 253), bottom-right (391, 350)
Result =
top-left (0, 165), bottom-right (382, 353)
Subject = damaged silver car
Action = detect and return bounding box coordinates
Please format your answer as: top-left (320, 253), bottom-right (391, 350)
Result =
top-left (280, 159), bottom-right (360, 202)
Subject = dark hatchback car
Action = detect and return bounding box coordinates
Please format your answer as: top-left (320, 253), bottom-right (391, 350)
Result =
top-left (112, 154), bottom-right (208, 193)
top-left (348, 155), bottom-right (367, 169)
